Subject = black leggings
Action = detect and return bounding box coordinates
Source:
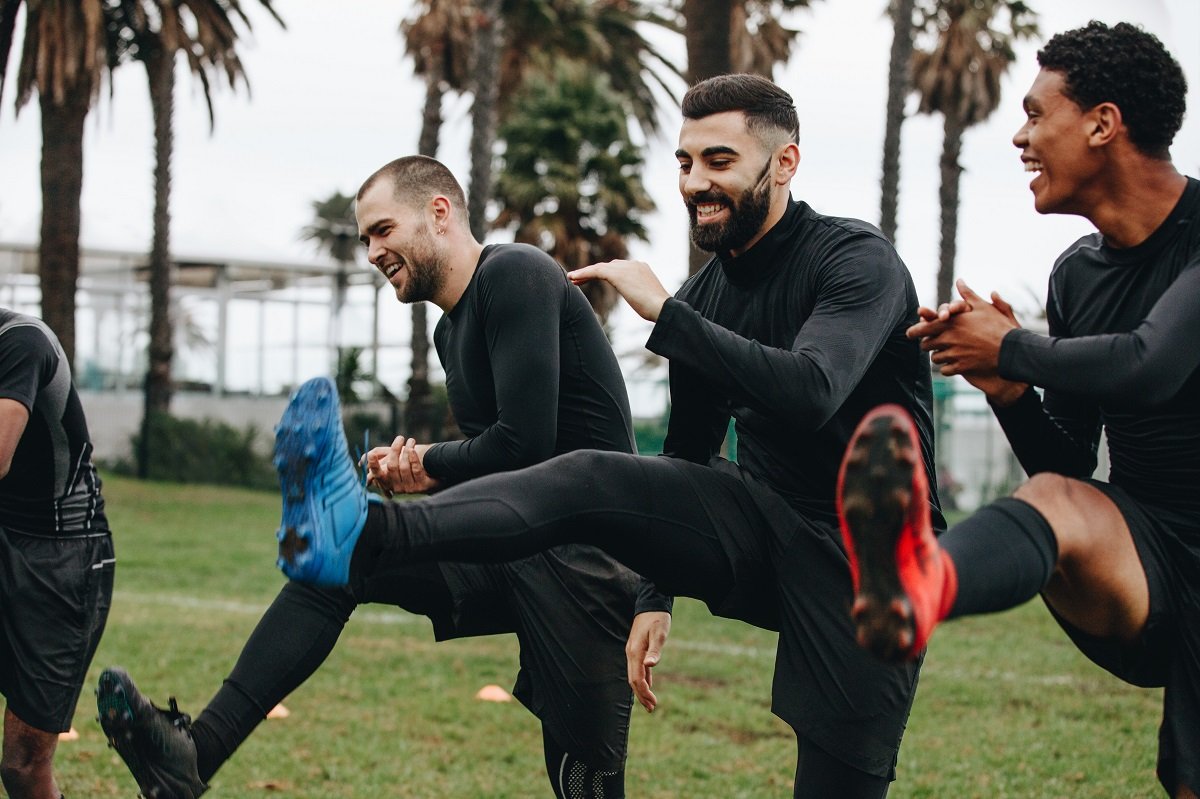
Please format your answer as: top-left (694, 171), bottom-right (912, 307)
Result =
top-left (364, 450), bottom-right (740, 603)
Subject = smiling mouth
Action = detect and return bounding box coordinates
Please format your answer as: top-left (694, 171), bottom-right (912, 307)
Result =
top-left (693, 202), bottom-right (725, 221)
top-left (382, 262), bottom-right (402, 279)
top-left (1023, 159), bottom-right (1044, 174)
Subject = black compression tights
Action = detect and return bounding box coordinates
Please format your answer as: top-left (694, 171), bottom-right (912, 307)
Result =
top-left (542, 728), bottom-right (625, 799)
top-left (795, 735), bottom-right (890, 798)
top-left (359, 450), bottom-right (740, 603)
top-left (189, 566), bottom-right (452, 782)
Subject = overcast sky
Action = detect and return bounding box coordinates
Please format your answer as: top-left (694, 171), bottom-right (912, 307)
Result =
top-left (0, 0), bottom-right (1197, 399)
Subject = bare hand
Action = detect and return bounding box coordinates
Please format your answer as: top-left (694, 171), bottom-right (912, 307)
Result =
top-left (567, 259), bottom-right (670, 322)
top-left (625, 611), bottom-right (671, 712)
top-left (362, 436), bottom-right (441, 495)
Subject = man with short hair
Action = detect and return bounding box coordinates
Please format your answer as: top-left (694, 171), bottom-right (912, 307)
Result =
top-left (0, 308), bottom-right (115, 799)
top-left (275, 75), bottom-right (943, 797)
top-left (836, 21), bottom-right (1199, 798)
top-left (97, 155), bottom-right (671, 799)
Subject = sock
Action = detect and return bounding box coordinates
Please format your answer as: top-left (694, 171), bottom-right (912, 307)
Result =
top-left (941, 497), bottom-right (1058, 619)
top-left (348, 501), bottom-right (388, 583)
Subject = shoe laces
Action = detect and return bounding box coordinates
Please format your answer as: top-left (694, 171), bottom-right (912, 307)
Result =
top-left (165, 697), bottom-right (194, 731)
top-left (353, 429), bottom-right (370, 488)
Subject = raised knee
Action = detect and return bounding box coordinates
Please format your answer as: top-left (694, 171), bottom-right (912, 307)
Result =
top-left (1012, 473), bottom-right (1073, 508)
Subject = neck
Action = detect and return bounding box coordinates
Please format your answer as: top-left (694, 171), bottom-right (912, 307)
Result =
top-left (433, 235), bottom-right (485, 312)
top-left (1085, 158), bottom-right (1187, 249)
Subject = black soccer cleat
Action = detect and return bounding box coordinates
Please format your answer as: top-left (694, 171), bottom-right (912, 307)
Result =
top-left (97, 667), bottom-right (208, 799)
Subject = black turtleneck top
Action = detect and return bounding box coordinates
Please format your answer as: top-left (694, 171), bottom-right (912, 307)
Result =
top-left (646, 198), bottom-right (942, 528)
top-left (994, 176), bottom-right (1200, 522)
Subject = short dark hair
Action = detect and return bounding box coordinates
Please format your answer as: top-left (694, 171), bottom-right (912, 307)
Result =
top-left (681, 74), bottom-right (799, 147)
top-left (357, 155), bottom-right (469, 220)
top-left (1038, 21), bottom-right (1187, 159)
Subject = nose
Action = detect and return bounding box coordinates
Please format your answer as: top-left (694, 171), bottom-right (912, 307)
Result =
top-left (1012, 120), bottom-right (1029, 149)
top-left (367, 237), bottom-right (385, 267)
top-left (681, 165), bottom-right (711, 198)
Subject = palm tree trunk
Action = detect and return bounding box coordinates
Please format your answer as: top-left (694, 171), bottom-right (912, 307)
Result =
top-left (139, 44), bottom-right (176, 478)
top-left (38, 84), bottom-right (91, 368)
top-left (405, 64), bottom-right (444, 442)
top-left (879, 0), bottom-right (915, 244)
top-left (936, 113), bottom-right (964, 307)
top-left (467, 0), bottom-right (502, 242)
top-left (683, 0), bottom-right (734, 276)
top-left (683, 0), bottom-right (733, 84)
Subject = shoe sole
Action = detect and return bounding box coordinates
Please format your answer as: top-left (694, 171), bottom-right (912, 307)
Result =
top-left (97, 669), bottom-right (175, 799)
top-left (274, 379), bottom-right (335, 580)
top-left (840, 411), bottom-right (919, 662)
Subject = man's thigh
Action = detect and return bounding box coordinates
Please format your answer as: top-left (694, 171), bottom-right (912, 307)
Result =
top-left (0, 530), bottom-right (114, 733)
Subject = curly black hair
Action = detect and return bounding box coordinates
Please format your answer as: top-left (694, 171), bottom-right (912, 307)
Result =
top-left (1038, 21), bottom-right (1187, 159)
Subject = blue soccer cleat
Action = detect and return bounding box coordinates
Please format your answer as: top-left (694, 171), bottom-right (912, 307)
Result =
top-left (274, 376), bottom-right (370, 586)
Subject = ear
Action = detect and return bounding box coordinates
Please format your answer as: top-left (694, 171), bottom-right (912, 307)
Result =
top-left (430, 195), bottom-right (452, 232)
top-left (1085, 102), bottom-right (1124, 149)
top-left (775, 141), bottom-right (801, 183)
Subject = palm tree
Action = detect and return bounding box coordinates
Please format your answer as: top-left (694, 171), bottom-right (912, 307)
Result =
top-left (1, 0), bottom-right (112, 366)
top-left (494, 64), bottom-right (655, 326)
top-left (912, 0), bottom-right (1036, 305)
top-left (106, 0), bottom-right (282, 478)
top-left (301, 191), bottom-right (360, 377)
top-left (879, 0), bottom-right (916, 243)
top-left (401, 0), bottom-right (474, 442)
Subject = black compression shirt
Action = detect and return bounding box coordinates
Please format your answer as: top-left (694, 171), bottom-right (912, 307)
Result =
top-left (0, 310), bottom-right (108, 537)
top-left (424, 243), bottom-right (636, 481)
top-left (422, 244), bottom-right (668, 614)
top-left (648, 198), bottom-right (942, 527)
top-left (995, 176), bottom-right (1200, 518)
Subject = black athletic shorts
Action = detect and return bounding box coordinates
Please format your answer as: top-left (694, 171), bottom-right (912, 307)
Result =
top-left (0, 528), bottom-right (115, 732)
top-left (1046, 480), bottom-right (1200, 796)
top-left (379, 544), bottom-right (638, 771)
top-left (682, 457), bottom-right (922, 780)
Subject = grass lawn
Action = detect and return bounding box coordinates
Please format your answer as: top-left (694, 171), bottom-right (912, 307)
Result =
top-left (38, 475), bottom-right (1165, 798)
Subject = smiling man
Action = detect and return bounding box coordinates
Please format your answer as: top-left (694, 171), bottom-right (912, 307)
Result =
top-left (270, 75), bottom-right (943, 797)
top-left (97, 156), bottom-right (672, 799)
top-left (837, 21), bottom-right (1199, 798)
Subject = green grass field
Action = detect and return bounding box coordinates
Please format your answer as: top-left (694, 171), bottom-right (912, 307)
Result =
top-left (38, 475), bottom-right (1165, 798)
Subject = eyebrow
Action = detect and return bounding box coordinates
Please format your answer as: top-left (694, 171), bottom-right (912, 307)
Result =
top-left (675, 145), bottom-right (741, 159)
top-left (360, 219), bottom-right (390, 245)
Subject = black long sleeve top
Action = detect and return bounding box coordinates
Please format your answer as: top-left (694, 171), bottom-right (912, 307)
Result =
top-left (648, 198), bottom-right (942, 528)
top-left (994, 176), bottom-right (1200, 520)
top-left (423, 243), bottom-right (669, 613)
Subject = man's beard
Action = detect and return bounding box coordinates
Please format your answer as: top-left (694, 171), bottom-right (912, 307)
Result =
top-left (396, 226), bottom-right (446, 303)
top-left (687, 159), bottom-right (773, 253)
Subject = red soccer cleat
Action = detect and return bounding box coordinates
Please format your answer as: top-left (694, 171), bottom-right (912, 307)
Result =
top-left (836, 404), bottom-right (957, 661)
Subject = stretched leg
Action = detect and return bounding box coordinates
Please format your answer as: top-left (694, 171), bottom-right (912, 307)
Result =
top-left (102, 562), bottom-right (452, 793)
top-left (1, 709), bottom-right (60, 799)
top-left (356, 450), bottom-right (740, 605)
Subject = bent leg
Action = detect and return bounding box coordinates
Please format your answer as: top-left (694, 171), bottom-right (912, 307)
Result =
top-left (793, 733), bottom-right (889, 799)
top-left (360, 451), bottom-right (740, 604)
top-left (1, 709), bottom-right (60, 799)
top-left (1014, 475), bottom-right (1149, 642)
top-left (543, 726), bottom-right (625, 799)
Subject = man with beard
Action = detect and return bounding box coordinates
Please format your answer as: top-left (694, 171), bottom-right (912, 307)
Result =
top-left (97, 156), bottom-right (671, 799)
top-left (269, 75), bottom-right (942, 796)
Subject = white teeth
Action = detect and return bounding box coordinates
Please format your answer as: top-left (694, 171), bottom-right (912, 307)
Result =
top-left (1024, 160), bottom-right (1043, 173)
top-left (697, 203), bottom-right (723, 216)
